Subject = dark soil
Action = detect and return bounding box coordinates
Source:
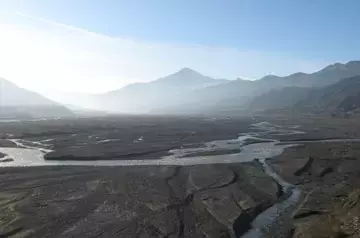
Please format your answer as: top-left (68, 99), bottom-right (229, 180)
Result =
top-left (0, 139), bottom-right (17, 148)
top-left (269, 140), bottom-right (360, 237)
top-left (0, 163), bottom-right (280, 238)
top-left (2, 115), bottom-right (360, 237)
top-left (0, 115), bottom-right (253, 161)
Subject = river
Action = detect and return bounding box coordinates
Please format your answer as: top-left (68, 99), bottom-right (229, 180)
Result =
top-left (0, 121), bottom-right (351, 237)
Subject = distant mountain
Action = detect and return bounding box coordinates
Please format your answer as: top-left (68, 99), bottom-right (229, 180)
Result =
top-left (41, 61), bottom-right (360, 115)
top-left (296, 75), bottom-right (360, 112)
top-left (0, 78), bottom-right (73, 119)
top-left (150, 77), bottom-right (256, 115)
top-left (245, 74), bottom-right (360, 113)
top-left (175, 61), bottom-right (360, 114)
top-left (258, 61), bottom-right (360, 87)
top-left (140, 67), bottom-right (229, 90)
top-left (107, 68), bottom-right (228, 96)
top-left (98, 68), bottom-right (229, 113)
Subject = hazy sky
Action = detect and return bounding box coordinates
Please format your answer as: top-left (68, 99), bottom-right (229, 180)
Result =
top-left (0, 0), bottom-right (358, 93)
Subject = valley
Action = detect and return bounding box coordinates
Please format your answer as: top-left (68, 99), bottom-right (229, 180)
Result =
top-left (3, 2), bottom-right (360, 237)
top-left (0, 115), bottom-right (360, 237)
top-left (2, 57), bottom-right (360, 238)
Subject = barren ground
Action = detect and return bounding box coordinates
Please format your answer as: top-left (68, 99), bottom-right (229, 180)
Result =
top-left (1, 115), bottom-right (360, 237)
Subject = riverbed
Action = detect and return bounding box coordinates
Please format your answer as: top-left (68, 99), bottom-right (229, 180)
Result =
top-left (0, 121), bottom-right (302, 237)
top-left (1, 120), bottom-right (358, 237)
top-left (0, 122), bottom-right (296, 167)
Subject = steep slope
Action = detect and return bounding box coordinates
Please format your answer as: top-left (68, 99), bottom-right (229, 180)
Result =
top-left (296, 75), bottom-right (360, 112)
top-left (0, 78), bottom-right (73, 119)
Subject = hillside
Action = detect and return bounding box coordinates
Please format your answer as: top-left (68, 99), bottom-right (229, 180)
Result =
top-left (296, 75), bottom-right (360, 112)
top-left (245, 87), bottom-right (313, 111)
top-left (0, 78), bottom-right (73, 119)
top-left (338, 92), bottom-right (360, 112)
top-left (246, 75), bottom-right (360, 113)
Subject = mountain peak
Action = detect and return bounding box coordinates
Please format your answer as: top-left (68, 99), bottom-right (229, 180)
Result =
top-left (317, 61), bottom-right (360, 74)
top-left (260, 74), bottom-right (280, 80)
top-left (319, 62), bottom-right (346, 72)
top-left (176, 67), bottom-right (200, 75)
top-left (291, 72), bottom-right (307, 76)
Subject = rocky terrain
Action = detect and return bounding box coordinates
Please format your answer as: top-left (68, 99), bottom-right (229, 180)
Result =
top-left (0, 162), bottom-right (283, 238)
top-left (268, 142), bottom-right (360, 237)
top-left (0, 139), bottom-right (17, 148)
top-left (265, 116), bottom-right (360, 237)
top-left (1, 115), bottom-right (360, 237)
top-left (0, 116), bottom-right (252, 161)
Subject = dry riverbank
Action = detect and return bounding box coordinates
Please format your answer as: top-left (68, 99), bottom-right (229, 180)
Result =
top-left (269, 139), bottom-right (360, 237)
top-left (0, 162), bottom-right (283, 238)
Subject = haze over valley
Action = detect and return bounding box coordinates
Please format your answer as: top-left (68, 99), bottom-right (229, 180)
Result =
top-left (3, 60), bottom-right (360, 119)
top-left (3, 1), bottom-right (360, 238)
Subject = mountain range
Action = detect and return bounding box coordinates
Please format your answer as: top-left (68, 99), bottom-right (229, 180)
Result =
top-left (3, 60), bottom-right (360, 118)
top-left (99, 68), bottom-right (229, 113)
top-left (243, 62), bottom-right (360, 114)
top-left (151, 60), bottom-right (360, 115)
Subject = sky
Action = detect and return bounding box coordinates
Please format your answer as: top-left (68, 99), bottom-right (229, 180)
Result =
top-left (0, 0), bottom-right (359, 93)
